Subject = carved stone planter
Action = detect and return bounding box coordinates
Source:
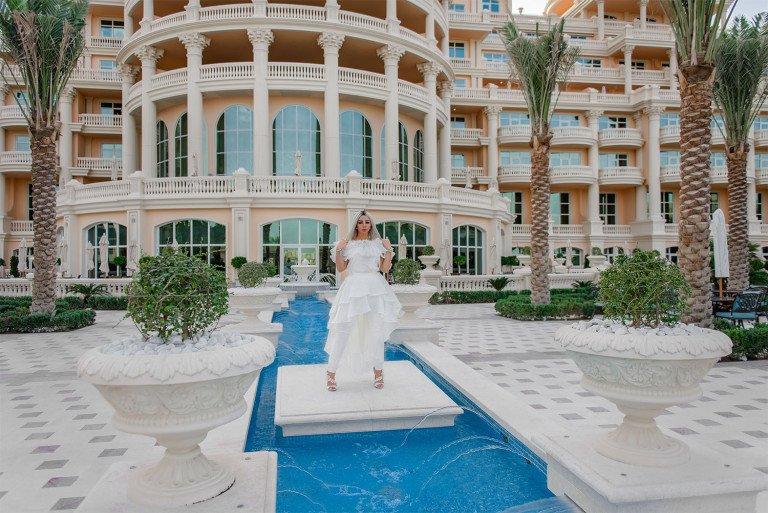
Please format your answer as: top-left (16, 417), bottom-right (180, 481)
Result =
top-left (228, 287), bottom-right (281, 324)
top-left (391, 284), bottom-right (438, 323)
top-left (417, 255), bottom-right (440, 271)
top-left (556, 324), bottom-right (732, 467)
top-left (77, 335), bottom-right (276, 507)
top-left (586, 254), bottom-right (608, 269)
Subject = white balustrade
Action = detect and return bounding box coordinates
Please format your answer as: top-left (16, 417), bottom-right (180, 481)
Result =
top-left (451, 88), bottom-right (490, 100)
top-left (754, 130), bottom-right (768, 146)
top-left (573, 66), bottom-right (621, 79)
top-left (9, 220), bottom-right (33, 233)
top-left (267, 4), bottom-right (326, 21)
top-left (144, 176), bottom-right (236, 196)
top-left (550, 166), bottom-right (593, 180)
top-left (0, 278), bottom-right (131, 297)
top-left (338, 11), bottom-right (387, 32)
top-left (249, 176), bottom-right (347, 196)
top-left (552, 225), bottom-right (584, 235)
top-left (361, 180), bottom-right (439, 201)
top-left (603, 225), bottom-right (632, 235)
top-left (553, 126), bottom-right (594, 141)
top-left (450, 58), bottom-right (472, 69)
top-left (74, 181), bottom-right (131, 201)
top-left (451, 128), bottom-right (484, 139)
top-left (87, 37), bottom-right (122, 49)
top-left (632, 69), bottom-right (667, 81)
top-left (438, 272), bottom-right (595, 292)
top-left (598, 167), bottom-right (642, 182)
top-left (0, 105), bottom-right (26, 119)
top-left (151, 69), bottom-right (189, 89)
top-left (70, 68), bottom-right (120, 82)
top-left (0, 151), bottom-right (31, 164)
top-left (338, 68), bottom-right (386, 89)
top-left (398, 80), bottom-right (429, 103)
top-left (150, 12), bottom-right (187, 31)
top-left (509, 224), bottom-right (532, 235)
top-left (712, 166), bottom-right (727, 181)
top-left (78, 114), bottom-right (122, 127)
top-left (756, 168), bottom-right (768, 184)
top-left (269, 63), bottom-right (325, 80)
top-left (761, 224), bottom-right (768, 235)
top-left (498, 125), bottom-right (530, 138)
top-left (598, 128), bottom-right (643, 143)
top-left (499, 165), bottom-right (532, 179)
top-left (661, 164), bottom-right (680, 181)
top-left (76, 157), bottom-right (123, 171)
top-left (200, 63), bottom-right (254, 81)
top-left (451, 167), bottom-right (485, 178)
top-left (200, 4), bottom-right (254, 21)
top-left (664, 224), bottom-right (678, 234)
top-left (448, 187), bottom-right (491, 207)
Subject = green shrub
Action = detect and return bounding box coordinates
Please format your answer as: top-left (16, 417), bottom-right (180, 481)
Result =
top-left (393, 259), bottom-right (421, 285)
top-left (717, 324), bottom-right (768, 360)
top-left (590, 247), bottom-right (603, 256)
top-left (750, 259), bottom-right (765, 273)
top-left (496, 299), bottom-right (593, 320)
top-left (88, 296), bottom-right (128, 310)
top-left (0, 258), bottom-right (5, 267)
top-left (488, 277), bottom-right (510, 291)
top-left (127, 252), bottom-right (228, 342)
top-left (0, 303), bottom-right (95, 333)
top-left (231, 256), bottom-right (247, 269)
top-left (238, 261), bottom-right (276, 287)
top-left (9, 255), bottom-right (19, 277)
top-left (453, 255), bottom-right (467, 266)
top-left (112, 255), bottom-right (127, 268)
top-left (422, 246), bottom-right (435, 256)
top-left (431, 288), bottom-right (591, 305)
top-left (501, 256), bottom-right (519, 266)
top-left (750, 270), bottom-right (768, 286)
top-left (67, 284), bottom-right (109, 305)
top-left (598, 250), bottom-right (689, 328)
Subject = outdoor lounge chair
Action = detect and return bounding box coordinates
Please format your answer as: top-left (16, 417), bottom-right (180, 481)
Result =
top-left (714, 291), bottom-right (763, 327)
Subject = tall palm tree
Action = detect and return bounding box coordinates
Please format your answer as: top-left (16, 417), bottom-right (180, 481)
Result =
top-left (0, 0), bottom-right (87, 314)
top-left (712, 15), bottom-right (768, 291)
top-left (659, 0), bottom-right (733, 326)
top-left (501, 20), bottom-right (578, 305)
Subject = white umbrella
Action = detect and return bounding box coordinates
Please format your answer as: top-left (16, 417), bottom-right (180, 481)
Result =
top-left (98, 233), bottom-right (109, 276)
top-left (398, 234), bottom-right (408, 260)
top-left (18, 238), bottom-right (27, 273)
top-left (712, 208), bottom-right (729, 296)
top-left (110, 157), bottom-right (119, 181)
top-left (86, 241), bottom-right (95, 271)
top-left (127, 242), bottom-right (138, 276)
top-left (171, 239), bottom-right (180, 252)
top-left (294, 150), bottom-right (302, 176)
top-left (566, 239), bottom-right (573, 268)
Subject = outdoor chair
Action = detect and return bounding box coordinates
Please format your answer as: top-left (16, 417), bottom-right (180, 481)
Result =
top-left (747, 286), bottom-right (768, 322)
top-left (714, 291), bottom-right (763, 327)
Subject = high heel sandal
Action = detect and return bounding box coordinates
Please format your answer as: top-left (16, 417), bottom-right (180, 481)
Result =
top-left (373, 369), bottom-right (384, 389)
top-left (326, 371), bottom-right (337, 392)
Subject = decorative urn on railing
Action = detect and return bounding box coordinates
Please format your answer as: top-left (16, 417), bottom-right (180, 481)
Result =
top-left (555, 250), bottom-right (731, 467)
top-left (391, 258), bottom-right (437, 323)
top-left (227, 261), bottom-right (281, 334)
top-left (417, 245), bottom-right (440, 271)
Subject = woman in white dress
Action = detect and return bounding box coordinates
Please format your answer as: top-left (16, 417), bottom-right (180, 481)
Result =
top-left (325, 211), bottom-right (402, 391)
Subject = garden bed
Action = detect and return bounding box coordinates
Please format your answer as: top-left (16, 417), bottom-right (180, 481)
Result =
top-left (495, 296), bottom-right (595, 321)
top-left (713, 320), bottom-right (768, 361)
top-left (0, 297), bottom-right (95, 333)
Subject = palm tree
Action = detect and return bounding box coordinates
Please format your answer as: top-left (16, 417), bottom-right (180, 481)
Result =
top-left (659, 0), bottom-right (733, 326)
top-left (712, 15), bottom-right (768, 291)
top-left (501, 20), bottom-right (578, 305)
top-left (0, 0), bottom-right (87, 314)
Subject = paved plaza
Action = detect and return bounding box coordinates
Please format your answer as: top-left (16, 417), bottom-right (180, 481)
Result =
top-left (1, 305), bottom-right (767, 511)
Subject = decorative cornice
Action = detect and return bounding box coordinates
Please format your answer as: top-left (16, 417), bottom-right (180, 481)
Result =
top-left (643, 106), bottom-right (665, 116)
top-left (135, 45), bottom-right (164, 64)
top-left (483, 105), bottom-right (503, 118)
top-left (179, 32), bottom-right (211, 52)
top-left (438, 80), bottom-right (453, 97)
top-left (623, 44), bottom-right (634, 55)
top-left (117, 63), bottom-right (139, 82)
top-left (417, 61), bottom-right (441, 81)
top-left (247, 28), bottom-right (274, 49)
top-left (377, 44), bottom-right (405, 64)
top-left (587, 109), bottom-right (603, 120)
top-left (317, 32), bottom-right (345, 51)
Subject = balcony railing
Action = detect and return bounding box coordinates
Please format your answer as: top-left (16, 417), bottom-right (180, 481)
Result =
top-left (0, 105), bottom-right (26, 119)
top-left (755, 130), bottom-right (768, 148)
top-left (598, 128), bottom-right (643, 146)
top-left (75, 157), bottom-right (123, 171)
top-left (551, 165), bottom-right (594, 182)
top-left (78, 114), bottom-right (122, 127)
top-left (552, 225), bottom-right (584, 235)
top-left (451, 128), bottom-right (484, 140)
top-left (0, 151), bottom-right (31, 165)
top-left (756, 168), bottom-right (768, 185)
top-left (499, 165), bottom-right (531, 181)
top-left (87, 36), bottom-right (122, 50)
top-left (9, 219), bottom-right (33, 233)
top-left (603, 225), bottom-right (632, 235)
top-left (598, 167), bottom-right (643, 184)
top-left (451, 167), bottom-right (485, 180)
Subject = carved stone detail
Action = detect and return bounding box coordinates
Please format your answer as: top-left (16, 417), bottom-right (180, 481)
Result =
top-left (317, 32), bottom-right (345, 51)
top-left (179, 32), bottom-right (211, 52)
top-left (247, 28), bottom-right (274, 49)
top-left (377, 44), bottom-right (405, 64)
top-left (135, 45), bottom-right (164, 65)
top-left (417, 61), bottom-right (442, 81)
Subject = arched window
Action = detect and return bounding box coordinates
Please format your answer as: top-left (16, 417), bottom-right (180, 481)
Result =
top-left (85, 222), bottom-right (128, 278)
top-left (398, 122), bottom-right (408, 181)
top-left (555, 247), bottom-right (584, 267)
top-left (340, 110), bottom-right (372, 178)
top-left (156, 121), bottom-right (169, 178)
top-left (604, 246), bottom-right (625, 264)
top-left (174, 113), bottom-right (188, 177)
top-left (272, 105), bottom-right (321, 176)
top-left (375, 221), bottom-right (430, 259)
top-left (157, 219), bottom-right (226, 268)
top-left (413, 130), bottom-right (424, 183)
top-left (665, 246), bottom-right (678, 264)
top-left (262, 219), bottom-right (337, 277)
top-left (452, 225), bottom-right (484, 275)
top-left (217, 105), bottom-right (253, 175)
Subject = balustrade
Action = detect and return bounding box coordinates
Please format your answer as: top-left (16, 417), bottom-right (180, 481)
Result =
top-left (0, 278), bottom-right (130, 298)
top-left (76, 157), bottom-right (123, 171)
top-left (0, 151), bottom-right (31, 164)
top-left (450, 128), bottom-right (484, 139)
top-left (9, 220), bottom-right (33, 233)
top-left (603, 225), bottom-right (632, 235)
top-left (0, 105), bottom-right (26, 119)
top-left (78, 114), bottom-right (122, 127)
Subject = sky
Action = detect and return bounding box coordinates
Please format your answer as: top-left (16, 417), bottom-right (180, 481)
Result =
top-left (515, 0), bottom-right (766, 18)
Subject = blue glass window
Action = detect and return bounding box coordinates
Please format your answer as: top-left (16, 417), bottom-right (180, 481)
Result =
top-left (217, 105), bottom-right (253, 175)
top-left (272, 105), bottom-right (320, 176)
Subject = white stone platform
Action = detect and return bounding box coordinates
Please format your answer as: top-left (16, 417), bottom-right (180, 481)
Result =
top-left (76, 452), bottom-right (277, 513)
top-left (390, 320), bottom-right (441, 344)
top-left (274, 361), bottom-right (463, 436)
top-left (280, 281), bottom-right (329, 298)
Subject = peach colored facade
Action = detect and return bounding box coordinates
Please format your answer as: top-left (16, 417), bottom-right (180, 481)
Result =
top-left (1, 0), bottom-right (767, 278)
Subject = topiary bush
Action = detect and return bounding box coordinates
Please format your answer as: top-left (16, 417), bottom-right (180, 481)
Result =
top-left (598, 249), bottom-right (689, 328)
top-left (231, 256), bottom-right (247, 270)
top-left (237, 261), bottom-right (277, 287)
top-left (9, 255), bottom-right (19, 277)
top-left (112, 255), bottom-right (127, 272)
top-left (453, 255), bottom-right (467, 266)
top-left (127, 252), bottom-right (228, 342)
top-left (88, 295), bottom-right (128, 310)
top-left (590, 247), bottom-right (603, 256)
top-left (495, 299), bottom-right (594, 320)
top-left (716, 324), bottom-right (768, 360)
top-left (422, 246), bottom-right (435, 256)
top-left (488, 277), bottom-right (510, 291)
top-left (501, 256), bottom-right (519, 266)
top-left (0, 296), bottom-right (95, 333)
top-left (393, 258), bottom-right (421, 285)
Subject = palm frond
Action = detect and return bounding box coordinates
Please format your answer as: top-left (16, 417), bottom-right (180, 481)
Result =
top-left (659, 0), bottom-right (734, 67)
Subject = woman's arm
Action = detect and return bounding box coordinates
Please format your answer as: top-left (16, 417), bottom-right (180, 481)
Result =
top-left (380, 239), bottom-right (394, 273)
top-left (334, 240), bottom-right (349, 272)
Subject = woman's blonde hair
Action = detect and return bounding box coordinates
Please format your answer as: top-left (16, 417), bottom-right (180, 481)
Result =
top-left (346, 210), bottom-right (382, 241)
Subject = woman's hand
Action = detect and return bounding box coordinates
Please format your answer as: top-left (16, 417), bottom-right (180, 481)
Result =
top-left (382, 238), bottom-right (392, 251)
top-left (337, 239), bottom-right (348, 251)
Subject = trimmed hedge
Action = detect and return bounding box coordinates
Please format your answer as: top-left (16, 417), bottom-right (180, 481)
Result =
top-left (0, 297), bottom-right (95, 333)
top-left (87, 296), bottom-right (128, 310)
top-left (431, 288), bottom-right (593, 305)
top-left (495, 298), bottom-right (595, 321)
top-left (0, 295), bottom-right (126, 311)
top-left (715, 322), bottom-right (768, 360)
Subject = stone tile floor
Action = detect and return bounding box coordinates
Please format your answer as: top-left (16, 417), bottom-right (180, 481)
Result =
top-left (1, 305), bottom-right (767, 512)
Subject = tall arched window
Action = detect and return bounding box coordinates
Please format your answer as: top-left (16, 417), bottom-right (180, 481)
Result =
top-left (157, 219), bottom-right (226, 268)
top-left (413, 130), bottom-right (424, 183)
top-left (262, 219), bottom-right (337, 277)
top-left (273, 105), bottom-right (321, 176)
top-left (156, 121), bottom-right (169, 177)
top-left (375, 221), bottom-right (429, 259)
top-left (452, 225), bottom-right (484, 275)
top-left (340, 110), bottom-right (372, 178)
top-left (85, 222), bottom-right (128, 278)
top-left (217, 105), bottom-right (253, 175)
top-left (398, 122), bottom-right (408, 181)
top-left (174, 113), bottom-right (188, 177)
top-left (555, 246), bottom-right (584, 267)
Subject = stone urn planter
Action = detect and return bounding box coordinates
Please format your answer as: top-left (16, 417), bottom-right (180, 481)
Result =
top-left (291, 264), bottom-right (315, 282)
top-left (417, 255), bottom-right (440, 271)
top-left (228, 287), bottom-right (282, 327)
top-left (556, 320), bottom-right (732, 467)
top-left (517, 255), bottom-right (531, 267)
top-left (391, 284), bottom-right (438, 323)
top-left (586, 254), bottom-right (607, 269)
top-left (78, 333), bottom-right (275, 507)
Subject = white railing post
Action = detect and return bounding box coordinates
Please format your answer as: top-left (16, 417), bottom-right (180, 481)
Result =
top-left (234, 168), bottom-right (250, 194)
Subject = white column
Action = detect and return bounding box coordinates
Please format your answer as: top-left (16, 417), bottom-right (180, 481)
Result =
top-left (596, 0), bottom-right (605, 40)
top-left (318, 32), bottom-right (345, 178)
top-left (639, 0), bottom-right (648, 29)
top-left (418, 62), bottom-right (440, 183)
top-left (645, 106), bottom-right (663, 221)
top-left (185, 0), bottom-right (201, 20)
top-left (0, 173), bottom-right (6, 224)
top-left (623, 45), bottom-right (633, 94)
top-left (59, 89), bottom-right (76, 185)
top-left (425, 6), bottom-right (436, 49)
top-left (377, 45), bottom-right (405, 180)
top-left (124, 4), bottom-right (134, 39)
top-left (668, 47), bottom-right (678, 90)
top-left (119, 65), bottom-right (138, 178)
top-left (635, 185), bottom-right (648, 221)
top-left (248, 29), bottom-right (274, 176)
top-left (253, 0), bottom-right (267, 17)
top-left (386, 0), bottom-right (397, 23)
top-left (587, 110), bottom-right (602, 224)
top-left (325, 0), bottom-right (340, 21)
top-left (141, 0), bottom-right (154, 30)
top-left (180, 33), bottom-right (210, 176)
top-left (484, 106), bottom-right (501, 187)
top-left (438, 80), bottom-right (453, 181)
top-left (0, 85), bottom-right (7, 154)
top-left (136, 45), bottom-right (164, 177)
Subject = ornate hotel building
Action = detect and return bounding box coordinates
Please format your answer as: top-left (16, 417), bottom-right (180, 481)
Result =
top-left (1, 0), bottom-right (767, 279)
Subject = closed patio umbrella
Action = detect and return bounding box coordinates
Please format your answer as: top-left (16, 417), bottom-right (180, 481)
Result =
top-left (98, 233), bottom-right (109, 277)
top-left (18, 238), bottom-right (27, 273)
top-left (712, 208), bottom-right (729, 297)
top-left (398, 234), bottom-right (408, 260)
top-left (86, 241), bottom-right (95, 272)
top-left (566, 239), bottom-right (573, 269)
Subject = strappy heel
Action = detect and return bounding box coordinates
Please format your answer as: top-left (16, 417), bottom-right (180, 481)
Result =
top-left (373, 369), bottom-right (384, 389)
top-left (326, 371), bottom-right (337, 392)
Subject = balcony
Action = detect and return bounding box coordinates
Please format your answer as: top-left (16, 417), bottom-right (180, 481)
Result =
top-left (498, 125), bottom-right (530, 145)
top-left (755, 130), bottom-right (768, 148)
top-left (0, 151), bottom-right (31, 172)
top-left (660, 164), bottom-right (727, 184)
top-left (598, 167), bottom-right (644, 186)
top-left (756, 168), bottom-right (768, 186)
top-left (550, 165), bottom-right (595, 185)
top-left (552, 126), bottom-right (595, 147)
top-left (8, 219), bottom-right (33, 235)
top-left (552, 225), bottom-right (584, 236)
top-left (0, 105), bottom-right (26, 126)
top-left (499, 165), bottom-right (531, 184)
top-left (711, 166), bottom-right (727, 184)
top-left (664, 224), bottom-right (678, 235)
top-left (660, 126), bottom-right (679, 145)
top-left (451, 167), bottom-right (485, 185)
top-left (86, 36), bottom-right (122, 51)
top-left (78, 114), bottom-right (122, 134)
top-left (598, 128), bottom-right (643, 148)
top-left (711, 127), bottom-right (725, 146)
top-left (450, 57), bottom-right (472, 70)
top-left (71, 157), bottom-right (123, 178)
top-left (451, 128), bottom-right (485, 146)
top-left (603, 225), bottom-right (632, 236)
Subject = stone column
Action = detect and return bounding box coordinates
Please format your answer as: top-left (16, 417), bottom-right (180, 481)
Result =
top-left (425, 5), bottom-right (436, 49)
top-left (141, 0), bottom-right (154, 30)
top-left (418, 62), bottom-right (441, 183)
top-left (484, 105), bottom-right (502, 187)
top-left (587, 110), bottom-right (602, 226)
top-left (623, 45), bottom-right (634, 94)
top-left (59, 88), bottom-right (76, 185)
top-left (136, 45), bottom-right (164, 177)
top-left (0, 85), bottom-right (7, 154)
top-left (0, 172), bottom-right (6, 231)
top-left (180, 32), bottom-right (210, 175)
top-left (377, 45), bottom-right (405, 180)
top-left (634, 115), bottom-right (647, 221)
top-left (118, 64), bottom-right (138, 177)
top-left (124, 4), bottom-right (134, 39)
top-left (438, 80), bottom-right (453, 181)
top-left (596, 0), bottom-right (605, 40)
top-left (386, 0), bottom-right (398, 24)
top-left (668, 47), bottom-right (678, 90)
top-left (639, 0), bottom-right (648, 29)
top-left (645, 106), bottom-right (664, 222)
top-left (248, 29), bottom-right (274, 176)
top-left (318, 32), bottom-right (345, 178)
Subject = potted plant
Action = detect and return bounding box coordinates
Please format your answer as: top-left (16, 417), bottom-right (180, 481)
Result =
top-left (77, 251), bottom-right (275, 507)
top-left (516, 247), bottom-right (532, 267)
top-left (228, 261), bottom-right (282, 332)
top-left (230, 255), bottom-right (247, 285)
top-left (500, 255), bottom-right (519, 273)
top-left (9, 255), bottom-right (19, 277)
top-left (112, 255), bottom-right (127, 277)
top-left (391, 258), bottom-right (438, 323)
top-left (418, 245), bottom-right (440, 271)
top-left (586, 246), bottom-right (607, 269)
top-left (453, 254), bottom-right (467, 274)
top-left (554, 250), bottom-right (731, 467)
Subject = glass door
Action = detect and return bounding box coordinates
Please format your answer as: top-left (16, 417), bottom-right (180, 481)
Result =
top-left (282, 246), bottom-right (318, 277)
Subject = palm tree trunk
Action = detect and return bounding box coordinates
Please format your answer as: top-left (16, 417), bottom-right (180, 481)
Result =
top-left (726, 146), bottom-right (749, 290)
top-left (530, 132), bottom-right (552, 305)
top-left (29, 127), bottom-right (59, 315)
top-left (678, 65), bottom-right (714, 327)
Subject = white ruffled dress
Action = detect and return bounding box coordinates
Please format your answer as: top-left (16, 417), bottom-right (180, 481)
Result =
top-left (325, 238), bottom-right (402, 371)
